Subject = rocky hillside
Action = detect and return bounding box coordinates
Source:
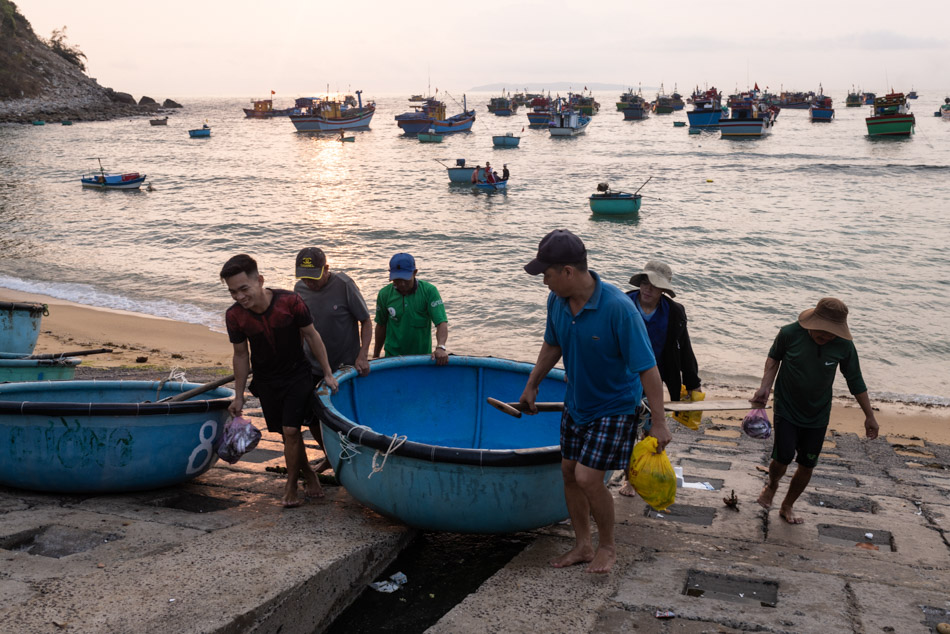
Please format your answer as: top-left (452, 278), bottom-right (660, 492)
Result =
top-left (0, 0), bottom-right (182, 123)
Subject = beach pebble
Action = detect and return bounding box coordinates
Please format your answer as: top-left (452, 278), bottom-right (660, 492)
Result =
top-left (936, 623), bottom-right (950, 634)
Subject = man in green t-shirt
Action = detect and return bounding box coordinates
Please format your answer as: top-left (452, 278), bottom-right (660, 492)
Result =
top-left (373, 253), bottom-right (449, 365)
top-left (752, 298), bottom-right (879, 525)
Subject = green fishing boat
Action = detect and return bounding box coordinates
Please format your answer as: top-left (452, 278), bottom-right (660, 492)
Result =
top-left (866, 92), bottom-right (915, 137)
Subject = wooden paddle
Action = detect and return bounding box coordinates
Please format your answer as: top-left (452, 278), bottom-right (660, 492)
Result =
top-left (157, 374), bottom-right (237, 403)
top-left (487, 397), bottom-right (769, 418)
top-left (26, 348), bottom-right (113, 359)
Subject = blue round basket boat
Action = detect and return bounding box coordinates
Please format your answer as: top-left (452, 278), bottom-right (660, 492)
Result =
top-left (317, 355), bottom-right (568, 533)
top-left (0, 301), bottom-right (47, 354)
top-left (0, 380), bottom-right (233, 493)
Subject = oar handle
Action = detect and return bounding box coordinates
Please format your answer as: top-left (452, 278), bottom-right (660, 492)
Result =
top-left (486, 397), bottom-right (564, 418)
top-left (28, 348), bottom-right (113, 359)
top-left (158, 374), bottom-right (236, 403)
top-left (633, 175), bottom-right (653, 195)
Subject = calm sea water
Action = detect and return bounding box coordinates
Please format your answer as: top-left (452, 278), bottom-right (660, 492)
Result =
top-left (2, 91), bottom-right (949, 404)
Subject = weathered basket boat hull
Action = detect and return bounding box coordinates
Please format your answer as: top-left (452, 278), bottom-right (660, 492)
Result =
top-left (0, 301), bottom-right (45, 354)
top-left (492, 135), bottom-right (521, 147)
top-left (188, 128), bottom-right (211, 138)
top-left (317, 356), bottom-right (569, 533)
top-left (0, 381), bottom-right (233, 493)
top-left (418, 133), bottom-right (443, 143)
top-left (475, 180), bottom-right (507, 190)
top-left (0, 353), bottom-right (80, 382)
top-left (589, 193), bottom-right (642, 215)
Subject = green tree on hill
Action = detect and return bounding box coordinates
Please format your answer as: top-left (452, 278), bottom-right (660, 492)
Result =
top-left (48, 25), bottom-right (86, 71)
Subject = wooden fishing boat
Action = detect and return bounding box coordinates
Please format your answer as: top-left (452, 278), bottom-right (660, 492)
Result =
top-left (188, 124), bottom-right (211, 138)
top-left (316, 356), bottom-right (569, 533)
top-left (418, 129), bottom-right (443, 143)
top-left (525, 95), bottom-right (552, 125)
top-left (653, 84), bottom-right (674, 114)
top-left (686, 86), bottom-right (723, 127)
top-left (549, 109), bottom-right (591, 136)
top-left (492, 132), bottom-right (521, 147)
top-left (720, 88), bottom-right (778, 137)
top-left (291, 91), bottom-right (375, 131)
top-left (0, 380), bottom-right (233, 493)
top-left (845, 89), bottom-right (862, 107)
top-left (809, 91), bottom-right (834, 121)
top-left (149, 117), bottom-right (168, 126)
top-left (589, 182), bottom-right (643, 215)
top-left (0, 301), bottom-right (46, 354)
top-left (866, 92), bottom-right (915, 136)
top-left (395, 96), bottom-right (475, 135)
top-left (487, 95), bottom-right (518, 116)
top-left (0, 352), bottom-right (80, 382)
top-left (81, 170), bottom-right (147, 190)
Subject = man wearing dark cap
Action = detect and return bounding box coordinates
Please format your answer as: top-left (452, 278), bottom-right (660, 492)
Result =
top-left (373, 253), bottom-right (449, 365)
top-left (294, 247), bottom-right (372, 378)
top-left (752, 297), bottom-right (879, 524)
top-left (519, 229), bottom-right (668, 574)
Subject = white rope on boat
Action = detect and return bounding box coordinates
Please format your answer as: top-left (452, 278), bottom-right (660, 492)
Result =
top-left (369, 433), bottom-right (407, 479)
top-left (155, 367), bottom-right (188, 401)
top-left (338, 424), bottom-right (372, 462)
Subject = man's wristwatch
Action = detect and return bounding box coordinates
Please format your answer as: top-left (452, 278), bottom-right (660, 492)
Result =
top-left (436, 345), bottom-right (447, 351)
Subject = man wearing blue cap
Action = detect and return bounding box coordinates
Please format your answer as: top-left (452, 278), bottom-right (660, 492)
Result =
top-left (373, 253), bottom-right (449, 365)
top-left (519, 229), bottom-right (668, 574)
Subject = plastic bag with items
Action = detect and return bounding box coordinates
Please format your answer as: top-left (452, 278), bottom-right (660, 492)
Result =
top-left (628, 436), bottom-right (677, 512)
top-left (671, 385), bottom-right (705, 430)
top-left (741, 408), bottom-right (772, 440)
top-left (216, 416), bottom-right (262, 464)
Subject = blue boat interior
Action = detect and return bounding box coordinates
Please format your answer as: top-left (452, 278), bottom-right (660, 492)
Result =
top-left (326, 359), bottom-right (564, 451)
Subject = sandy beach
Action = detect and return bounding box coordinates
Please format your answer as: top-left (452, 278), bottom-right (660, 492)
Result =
top-left (4, 285), bottom-right (949, 445)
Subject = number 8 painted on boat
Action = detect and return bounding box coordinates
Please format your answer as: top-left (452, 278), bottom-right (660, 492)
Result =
top-left (186, 420), bottom-right (217, 474)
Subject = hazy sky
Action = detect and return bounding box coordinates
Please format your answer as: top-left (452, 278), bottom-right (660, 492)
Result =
top-left (16, 0), bottom-right (949, 99)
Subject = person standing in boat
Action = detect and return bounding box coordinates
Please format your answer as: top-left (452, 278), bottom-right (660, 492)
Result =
top-left (753, 298), bottom-right (879, 525)
top-left (501, 164), bottom-right (510, 181)
top-left (518, 230), bottom-right (668, 574)
top-left (221, 254), bottom-right (339, 508)
top-left (485, 161), bottom-right (496, 184)
top-left (619, 261), bottom-right (701, 497)
top-left (373, 253), bottom-right (449, 366)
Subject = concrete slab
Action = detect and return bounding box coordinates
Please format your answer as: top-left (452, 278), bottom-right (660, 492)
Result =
top-left (850, 581), bottom-right (950, 633)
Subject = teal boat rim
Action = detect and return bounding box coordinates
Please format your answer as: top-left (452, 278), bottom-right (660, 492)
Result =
top-left (316, 355), bottom-right (563, 467)
top-left (0, 300), bottom-right (48, 316)
top-left (0, 357), bottom-right (80, 367)
top-left (0, 380), bottom-right (233, 415)
top-left (589, 193), bottom-right (640, 200)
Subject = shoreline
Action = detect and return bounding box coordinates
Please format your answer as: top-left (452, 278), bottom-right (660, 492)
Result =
top-left (4, 285), bottom-right (949, 445)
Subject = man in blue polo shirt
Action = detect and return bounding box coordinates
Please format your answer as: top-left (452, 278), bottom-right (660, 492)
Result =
top-left (519, 229), bottom-right (668, 575)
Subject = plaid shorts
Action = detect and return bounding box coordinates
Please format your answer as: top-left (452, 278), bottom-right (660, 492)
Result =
top-left (560, 409), bottom-right (640, 471)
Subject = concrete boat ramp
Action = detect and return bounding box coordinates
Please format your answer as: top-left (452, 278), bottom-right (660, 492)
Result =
top-left (4, 410), bottom-right (950, 633)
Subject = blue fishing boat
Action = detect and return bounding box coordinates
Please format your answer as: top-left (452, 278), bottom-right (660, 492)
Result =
top-left (720, 88), bottom-right (778, 138)
top-left (549, 106), bottom-right (591, 136)
top-left (316, 356), bottom-right (568, 533)
top-left (395, 95), bottom-right (476, 135)
top-left (0, 301), bottom-right (46, 354)
top-left (686, 86), bottom-right (723, 128)
top-left (445, 159), bottom-right (485, 183)
top-left (475, 180), bottom-right (507, 191)
top-left (188, 124), bottom-right (211, 138)
top-left (0, 380), bottom-right (233, 493)
top-left (809, 89), bottom-right (834, 121)
top-left (487, 95), bottom-right (518, 116)
top-left (0, 353), bottom-right (80, 382)
top-left (492, 132), bottom-right (521, 147)
top-left (525, 95), bottom-right (552, 126)
top-left (588, 181), bottom-right (644, 215)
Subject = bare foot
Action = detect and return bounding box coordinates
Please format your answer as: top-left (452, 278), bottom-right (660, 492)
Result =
top-left (550, 545), bottom-right (595, 568)
top-left (282, 481), bottom-right (303, 508)
top-left (618, 482), bottom-right (636, 497)
top-left (757, 485), bottom-right (777, 510)
top-left (302, 470), bottom-right (325, 499)
top-left (779, 506), bottom-right (804, 524)
top-left (585, 546), bottom-right (616, 574)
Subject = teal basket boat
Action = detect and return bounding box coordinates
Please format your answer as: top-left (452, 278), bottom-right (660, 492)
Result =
top-left (589, 182), bottom-right (644, 215)
top-left (0, 301), bottom-right (47, 354)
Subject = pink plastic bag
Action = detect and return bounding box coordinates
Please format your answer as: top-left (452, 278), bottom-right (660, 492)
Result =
top-left (742, 409), bottom-right (772, 440)
top-left (216, 416), bottom-right (262, 464)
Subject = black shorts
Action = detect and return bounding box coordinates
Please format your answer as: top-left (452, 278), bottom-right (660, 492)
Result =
top-left (249, 371), bottom-right (315, 434)
top-left (771, 414), bottom-right (826, 468)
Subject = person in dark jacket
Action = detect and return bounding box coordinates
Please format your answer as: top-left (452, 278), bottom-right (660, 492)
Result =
top-left (619, 260), bottom-right (700, 496)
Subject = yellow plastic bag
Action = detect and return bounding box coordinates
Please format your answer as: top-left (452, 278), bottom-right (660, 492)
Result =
top-left (671, 385), bottom-right (705, 430)
top-left (628, 436), bottom-right (676, 512)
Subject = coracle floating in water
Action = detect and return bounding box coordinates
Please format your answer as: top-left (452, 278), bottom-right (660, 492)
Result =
top-left (317, 355), bottom-right (568, 533)
top-left (0, 380), bottom-right (233, 493)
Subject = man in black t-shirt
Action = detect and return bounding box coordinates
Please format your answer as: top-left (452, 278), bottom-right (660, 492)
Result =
top-left (222, 254), bottom-right (338, 508)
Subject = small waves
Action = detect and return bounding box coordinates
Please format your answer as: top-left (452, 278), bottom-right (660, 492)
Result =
top-left (790, 162), bottom-right (950, 175)
top-left (0, 275), bottom-right (224, 333)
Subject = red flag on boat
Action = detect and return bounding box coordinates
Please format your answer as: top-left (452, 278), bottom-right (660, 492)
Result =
top-left (521, 127), bottom-right (525, 132)
top-left (271, 90), bottom-right (275, 95)
top-left (754, 83), bottom-right (759, 91)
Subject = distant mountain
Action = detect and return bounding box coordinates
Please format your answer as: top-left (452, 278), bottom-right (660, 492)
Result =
top-left (468, 82), bottom-right (634, 92)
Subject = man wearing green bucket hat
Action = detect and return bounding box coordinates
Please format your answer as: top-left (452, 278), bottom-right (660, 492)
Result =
top-left (752, 297), bottom-right (879, 525)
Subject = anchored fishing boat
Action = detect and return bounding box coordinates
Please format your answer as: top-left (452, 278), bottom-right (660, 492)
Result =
top-left (80, 159), bottom-right (147, 190)
top-left (149, 117), bottom-right (168, 126)
top-left (653, 84), bottom-right (674, 114)
top-left (487, 95), bottom-right (518, 116)
top-left (188, 124), bottom-right (211, 138)
top-left (395, 96), bottom-right (475, 135)
top-left (291, 90), bottom-right (375, 131)
top-left (588, 179), bottom-right (648, 215)
top-left (0, 380), bottom-right (233, 493)
top-left (316, 356), bottom-right (569, 533)
top-left (549, 107), bottom-right (591, 136)
top-left (243, 97), bottom-right (294, 118)
top-left (846, 88), bottom-right (862, 107)
top-left (686, 86), bottom-right (723, 127)
top-left (670, 85), bottom-right (685, 111)
top-left (720, 87), bottom-right (778, 137)
top-left (0, 352), bottom-right (80, 382)
top-left (809, 89), bottom-right (834, 121)
top-left (525, 94), bottom-right (553, 126)
top-left (0, 301), bottom-right (46, 354)
top-left (866, 92), bottom-right (915, 136)
top-left (492, 132), bottom-right (521, 147)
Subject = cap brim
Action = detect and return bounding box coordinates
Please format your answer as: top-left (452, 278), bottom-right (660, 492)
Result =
top-left (798, 308), bottom-right (852, 340)
top-left (296, 267), bottom-right (325, 280)
top-left (524, 258), bottom-right (549, 276)
top-left (389, 270), bottom-right (414, 281)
